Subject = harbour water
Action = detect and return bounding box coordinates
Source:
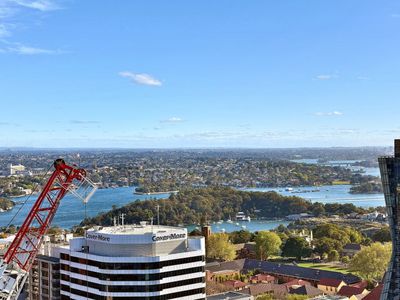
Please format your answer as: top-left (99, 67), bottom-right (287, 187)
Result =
top-left (244, 184), bottom-right (385, 208)
top-left (188, 220), bottom-right (291, 234)
top-left (0, 162), bottom-right (384, 231)
top-left (0, 187), bottom-right (170, 229)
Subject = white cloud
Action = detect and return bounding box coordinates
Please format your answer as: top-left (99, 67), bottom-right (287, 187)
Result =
top-left (70, 120), bottom-right (100, 124)
top-left (161, 117), bottom-right (184, 123)
top-left (0, 0), bottom-right (61, 52)
top-left (119, 71), bottom-right (162, 86)
top-left (7, 45), bottom-right (58, 54)
top-left (315, 74), bottom-right (338, 80)
top-left (10, 0), bottom-right (60, 11)
top-left (314, 111), bottom-right (343, 116)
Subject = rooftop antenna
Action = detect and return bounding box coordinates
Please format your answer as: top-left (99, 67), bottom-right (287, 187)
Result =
top-left (120, 213), bottom-right (126, 227)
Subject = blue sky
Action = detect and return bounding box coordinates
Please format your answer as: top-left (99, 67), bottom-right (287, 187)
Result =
top-left (0, 0), bottom-right (400, 148)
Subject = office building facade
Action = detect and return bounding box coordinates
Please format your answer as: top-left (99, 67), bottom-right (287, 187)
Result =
top-left (379, 139), bottom-right (400, 300)
top-left (58, 224), bottom-right (206, 300)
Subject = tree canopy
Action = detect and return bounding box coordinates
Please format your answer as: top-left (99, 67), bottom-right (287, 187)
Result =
top-left (349, 242), bottom-right (391, 281)
top-left (281, 236), bottom-right (312, 260)
top-left (81, 187), bottom-right (370, 227)
top-left (206, 233), bottom-right (236, 261)
top-left (255, 231), bottom-right (282, 260)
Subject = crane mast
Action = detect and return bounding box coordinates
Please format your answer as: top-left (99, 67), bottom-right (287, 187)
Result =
top-left (0, 159), bottom-right (97, 299)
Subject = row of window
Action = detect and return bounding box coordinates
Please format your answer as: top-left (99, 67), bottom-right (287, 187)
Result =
top-left (61, 264), bottom-right (204, 281)
top-left (61, 276), bottom-right (205, 293)
top-left (60, 253), bottom-right (204, 270)
top-left (60, 286), bottom-right (206, 300)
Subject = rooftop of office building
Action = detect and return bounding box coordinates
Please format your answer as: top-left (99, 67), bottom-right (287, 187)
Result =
top-left (87, 223), bottom-right (187, 236)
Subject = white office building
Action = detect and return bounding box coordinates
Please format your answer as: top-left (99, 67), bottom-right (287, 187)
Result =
top-left (58, 224), bottom-right (206, 300)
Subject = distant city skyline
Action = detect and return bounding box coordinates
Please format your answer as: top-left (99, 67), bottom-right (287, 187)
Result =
top-left (1, 1), bottom-right (400, 148)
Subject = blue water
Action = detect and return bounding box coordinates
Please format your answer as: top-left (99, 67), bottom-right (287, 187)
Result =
top-left (188, 220), bottom-right (291, 234)
top-left (244, 185), bottom-right (385, 207)
top-left (0, 187), bottom-right (170, 229)
top-left (0, 183), bottom-right (385, 231)
top-left (291, 159), bottom-right (381, 177)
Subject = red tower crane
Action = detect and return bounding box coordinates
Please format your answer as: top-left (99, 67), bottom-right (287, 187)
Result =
top-left (0, 159), bottom-right (97, 299)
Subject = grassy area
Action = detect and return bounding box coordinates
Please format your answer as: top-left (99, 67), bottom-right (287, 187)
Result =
top-left (297, 262), bottom-right (351, 274)
top-left (331, 180), bottom-right (351, 185)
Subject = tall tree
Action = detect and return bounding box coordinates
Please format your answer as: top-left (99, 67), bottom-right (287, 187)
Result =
top-left (229, 230), bottom-right (253, 244)
top-left (255, 231), bottom-right (282, 260)
top-left (372, 227), bottom-right (391, 243)
top-left (350, 242), bottom-right (391, 281)
top-left (206, 233), bottom-right (236, 261)
top-left (281, 236), bottom-right (312, 260)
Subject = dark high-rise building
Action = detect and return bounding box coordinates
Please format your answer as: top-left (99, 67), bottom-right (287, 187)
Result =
top-left (379, 139), bottom-right (400, 300)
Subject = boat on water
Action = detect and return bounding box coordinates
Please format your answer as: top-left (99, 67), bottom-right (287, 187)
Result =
top-left (226, 215), bottom-right (233, 223)
top-left (217, 220), bottom-right (223, 224)
top-left (236, 212), bottom-right (251, 222)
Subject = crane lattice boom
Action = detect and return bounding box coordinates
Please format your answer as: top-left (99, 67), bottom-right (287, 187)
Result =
top-left (0, 159), bottom-right (97, 299)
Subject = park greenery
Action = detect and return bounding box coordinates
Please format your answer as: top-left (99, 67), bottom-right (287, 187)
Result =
top-left (0, 198), bottom-right (14, 211)
top-left (349, 242), bottom-right (391, 281)
top-left (81, 187), bottom-right (372, 227)
top-left (350, 182), bottom-right (383, 194)
top-left (281, 236), bottom-right (312, 260)
top-left (255, 231), bottom-right (282, 260)
top-left (206, 233), bottom-right (236, 261)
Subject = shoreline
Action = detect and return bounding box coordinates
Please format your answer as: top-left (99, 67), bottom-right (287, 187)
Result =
top-left (133, 190), bottom-right (179, 195)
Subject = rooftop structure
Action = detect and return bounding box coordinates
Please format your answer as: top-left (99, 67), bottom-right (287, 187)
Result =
top-left (58, 223), bottom-right (206, 299)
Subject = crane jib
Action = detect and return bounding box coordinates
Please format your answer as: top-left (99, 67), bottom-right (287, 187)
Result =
top-left (0, 159), bottom-right (97, 300)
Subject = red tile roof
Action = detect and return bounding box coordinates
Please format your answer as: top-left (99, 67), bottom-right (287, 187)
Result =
top-left (284, 279), bottom-right (311, 287)
top-left (318, 278), bottom-right (345, 288)
top-left (363, 284), bottom-right (383, 300)
top-left (350, 281), bottom-right (368, 289)
top-left (338, 285), bottom-right (366, 297)
top-left (250, 274), bottom-right (275, 282)
top-left (222, 280), bottom-right (247, 289)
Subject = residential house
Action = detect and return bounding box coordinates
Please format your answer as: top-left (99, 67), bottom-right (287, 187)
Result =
top-left (249, 274), bottom-right (276, 284)
top-left (362, 285), bottom-right (383, 300)
top-left (342, 244), bottom-right (362, 258)
top-left (206, 259), bottom-right (361, 287)
top-left (317, 278), bottom-right (347, 295)
top-left (221, 280), bottom-right (248, 291)
top-left (338, 286), bottom-right (369, 298)
top-left (283, 279), bottom-right (311, 288)
top-left (290, 285), bottom-right (325, 298)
